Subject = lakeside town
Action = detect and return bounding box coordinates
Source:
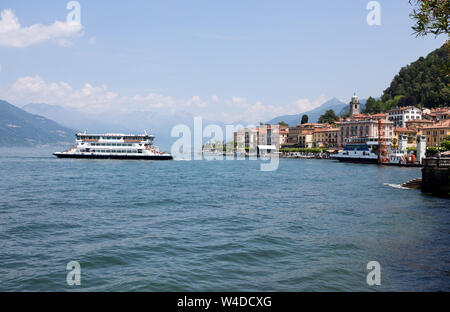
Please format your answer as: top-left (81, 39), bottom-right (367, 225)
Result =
top-left (203, 94), bottom-right (450, 163)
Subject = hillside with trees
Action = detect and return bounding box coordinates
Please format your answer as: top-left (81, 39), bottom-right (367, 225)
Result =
top-left (380, 43), bottom-right (449, 109)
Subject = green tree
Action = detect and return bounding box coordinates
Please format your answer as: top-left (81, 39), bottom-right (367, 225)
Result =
top-left (398, 95), bottom-right (417, 107)
top-left (363, 97), bottom-right (383, 114)
top-left (301, 114), bottom-right (309, 124)
top-left (441, 140), bottom-right (450, 150)
top-left (318, 110), bottom-right (339, 124)
top-left (409, 0), bottom-right (450, 37)
top-left (278, 121), bottom-right (288, 127)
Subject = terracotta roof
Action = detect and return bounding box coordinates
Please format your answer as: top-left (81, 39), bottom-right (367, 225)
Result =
top-left (387, 106), bottom-right (420, 112)
top-left (313, 128), bottom-right (340, 133)
top-left (429, 107), bottom-right (450, 113)
top-left (394, 127), bottom-right (415, 133)
top-left (420, 119), bottom-right (450, 129)
top-left (406, 119), bottom-right (433, 123)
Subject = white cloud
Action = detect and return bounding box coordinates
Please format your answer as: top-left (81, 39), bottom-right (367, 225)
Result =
top-left (0, 9), bottom-right (83, 48)
top-left (132, 93), bottom-right (175, 109)
top-left (294, 95), bottom-right (328, 113)
top-left (1, 75), bottom-right (328, 124)
top-left (3, 75), bottom-right (118, 110)
top-left (232, 96), bottom-right (245, 104)
top-left (187, 95), bottom-right (208, 108)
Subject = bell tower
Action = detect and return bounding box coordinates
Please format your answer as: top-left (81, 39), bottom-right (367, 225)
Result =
top-left (349, 93), bottom-right (360, 116)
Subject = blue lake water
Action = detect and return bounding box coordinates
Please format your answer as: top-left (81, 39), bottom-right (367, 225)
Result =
top-left (0, 147), bottom-right (449, 291)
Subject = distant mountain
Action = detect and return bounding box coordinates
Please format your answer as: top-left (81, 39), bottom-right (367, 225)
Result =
top-left (0, 100), bottom-right (74, 146)
top-left (23, 103), bottom-right (129, 133)
top-left (266, 98), bottom-right (347, 125)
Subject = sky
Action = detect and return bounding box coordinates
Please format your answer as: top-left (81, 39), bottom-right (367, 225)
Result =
top-left (0, 0), bottom-right (447, 123)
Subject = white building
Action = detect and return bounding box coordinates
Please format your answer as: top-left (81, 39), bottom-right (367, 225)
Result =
top-left (234, 125), bottom-right (282, 155)
top-left (387, 106), bottom-right (422, 127)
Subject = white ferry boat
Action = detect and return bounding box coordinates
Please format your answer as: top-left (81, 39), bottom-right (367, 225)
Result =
top-left (330, 138), bottom-right (381, 164)
top-left (53, 132), bottom-right (173, 160)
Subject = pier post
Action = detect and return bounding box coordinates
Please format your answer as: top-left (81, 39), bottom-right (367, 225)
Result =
top-left (422, 157), bottom-right (450, 197)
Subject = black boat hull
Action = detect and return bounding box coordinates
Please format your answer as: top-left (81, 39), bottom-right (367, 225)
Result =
top-left (53, 153), bottom-right (173, 160)
top-left (330, 156), bottom-right (378, 164)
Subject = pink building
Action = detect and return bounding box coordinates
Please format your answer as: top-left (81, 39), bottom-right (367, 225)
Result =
top-left (337, 116), bottom-right (394, 148)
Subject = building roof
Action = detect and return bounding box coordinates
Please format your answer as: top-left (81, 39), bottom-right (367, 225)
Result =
top-left (350, 114), bottom-right (369, 118)
top-left (394, 127), bottom-right (416, 133)
top-left (406, 119), bottom-right (433, 124)
top-left (420, 119), bottom-right (450, 129)
top-left (387, 106), bottom-right (420, 113)
top-left (313, 128), bottom-right (340, 133)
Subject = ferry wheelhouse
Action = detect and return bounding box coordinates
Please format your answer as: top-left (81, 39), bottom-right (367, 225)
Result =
top-left (330, 137), bottom-right (391, 164)
top-left (53, 132), bottom-right (173, 160)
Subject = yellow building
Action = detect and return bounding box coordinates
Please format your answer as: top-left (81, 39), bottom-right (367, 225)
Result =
top-left (297, 133), bottom-right (313, 148)
top-left (285, 123), bottom-right (326, 147)
top-left (420, 120), bottom-right (450, 147)
top-left (313, 128), bottom-right (339, 148)
top-left (393, 127), bottom-right (417, 149)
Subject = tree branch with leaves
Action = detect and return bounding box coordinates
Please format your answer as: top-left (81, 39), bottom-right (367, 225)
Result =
top-left (409, 0), bottom-right (450, 37)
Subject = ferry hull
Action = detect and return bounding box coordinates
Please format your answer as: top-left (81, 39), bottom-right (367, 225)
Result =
top-left (53, 153), bottom-right (173, 160)
top-left (330, 156), bottom-right (378, 164)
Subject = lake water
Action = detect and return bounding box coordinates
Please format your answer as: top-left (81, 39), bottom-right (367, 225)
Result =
top-left (0, 147), bottom-right (449, 291)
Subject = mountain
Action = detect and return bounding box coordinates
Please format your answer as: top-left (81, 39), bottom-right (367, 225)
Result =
top-left (266, 98), bottom-right (347, 125)
top-left (381, 43), bottom-right (449, 108)
top-left (23, 103), bottom-right (130, 133)
top-left (0, 100), bottom-right (74, 146)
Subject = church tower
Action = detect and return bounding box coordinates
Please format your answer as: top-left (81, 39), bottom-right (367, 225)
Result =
top-left (349, 93), bottom-right (360, 116)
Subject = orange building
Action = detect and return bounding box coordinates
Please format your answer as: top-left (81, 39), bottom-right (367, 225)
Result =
top-left (420, 120), bottom-right (450, 147)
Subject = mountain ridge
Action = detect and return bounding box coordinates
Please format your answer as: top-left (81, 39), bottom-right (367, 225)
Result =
top-left (266, 97), bottom-right (347, 125)
top-left (0, 100), bottom-right (74, 146)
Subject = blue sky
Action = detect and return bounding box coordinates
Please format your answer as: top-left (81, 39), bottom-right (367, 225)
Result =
top-left (0, 0), bottom-right (446, 123)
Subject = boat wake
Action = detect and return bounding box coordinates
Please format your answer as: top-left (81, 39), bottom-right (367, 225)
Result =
top-left (384, 183), bottom-right (410, 190)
